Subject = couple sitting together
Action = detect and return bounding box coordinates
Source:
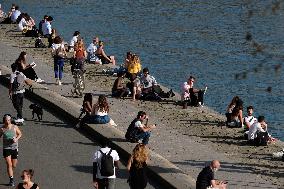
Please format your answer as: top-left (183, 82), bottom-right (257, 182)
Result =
top-left (112, 67), bottom-right (175, 101)
top-left (77, 94), bottom-right (116, 127)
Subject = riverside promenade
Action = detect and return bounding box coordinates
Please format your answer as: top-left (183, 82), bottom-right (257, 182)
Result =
top-left (0, 24), bottom-right (283, 189)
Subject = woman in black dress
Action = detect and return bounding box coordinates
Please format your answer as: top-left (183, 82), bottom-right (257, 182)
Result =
top-left (127, 144), bottom-right (149, 189)
top-left (16, 169), bottom-right (39, 189)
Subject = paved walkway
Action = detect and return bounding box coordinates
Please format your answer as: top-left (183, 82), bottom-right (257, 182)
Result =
top-left (0, 34), bottom-right (282, 188)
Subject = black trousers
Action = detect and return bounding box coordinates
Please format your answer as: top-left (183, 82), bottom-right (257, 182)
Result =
top-left (12, 93), bottom-right (24, 119)
top-left (23, 67), bottom-right (38, 80)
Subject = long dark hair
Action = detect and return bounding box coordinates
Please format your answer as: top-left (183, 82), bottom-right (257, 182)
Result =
top-left (97, 95), bottom-right (109, 113)
top-left (83, 93), bottom-right (92, 105)
top-left (15, 51), bottom-right (27, 71)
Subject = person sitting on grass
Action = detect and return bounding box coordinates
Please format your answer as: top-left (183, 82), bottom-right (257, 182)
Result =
top-left (125, 111), bottom-right (156, 145)
top-left (112, 72), bottom-right (130, 99)
top-left (181, 75), bottom-right (207, 108)
top-left (196, 160), bottom-right (227, 189)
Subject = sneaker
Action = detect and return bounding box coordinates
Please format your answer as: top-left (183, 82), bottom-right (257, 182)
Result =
top-left (14, 118), bottom-right (24, 123)
top-left (35, 78), bottom-right (44, 83)
top-left (9, 178), bottom-right (15, 186)
top-left (273, 151), bottom-right (284, 158)
top-left (57, 80), bottom-right (62, 85)
top-left (198, 102), bottom-right (203, 107)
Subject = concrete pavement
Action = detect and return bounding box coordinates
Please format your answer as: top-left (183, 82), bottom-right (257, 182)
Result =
top-left (0, 84), bottom-right (160, 189)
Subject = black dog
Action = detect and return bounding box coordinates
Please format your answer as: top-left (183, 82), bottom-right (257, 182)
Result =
top-left (29, 104), bottom-right (43, 121)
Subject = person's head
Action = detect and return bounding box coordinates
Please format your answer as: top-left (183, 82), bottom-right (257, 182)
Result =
top-left (126, 51), bottom-right (132, 59)
top-left (229, 96), bottom-right (240, 108)
top-left (21, 169), bottom-right (34, 183)
top-left (73, 31), bottom-right (80, 37)
top-left (25, 13), bottom-right (31, 21)
top-left (132, 54), bottom-right (141, 65)
top-left (132, 144), bottom-right (149, 168)
top-left (235, 99), bottom-right (243, 110)
top-left (18, 51), bottom-right (27, 61)
top-left (43, 15), bottom-right (48, 20)
top-left (93, 36), bottom-right (99, 44)
top-left (11, 63), bottom-right (19, 72)
top-left (15, 5), bottom-right (19, 10)
top-left (130, 73), bottom-right (137, 82)
top-left (53, 36), bottom-right (62, 44)
top-left (187, 76), bottom-right (195, 84)
top-left (97, 95), bottom-right (109, 112)
top-left (117, 72), bottom-right (126, 78)
top-left (83, 93), bottom-right (92, 103)
top-left (143, 68), bottom-right (149, 77)
top-left (137, 111), bottom-right (147, 120)
top-left (75, 38), bottom-right (85, 51)
top-left (98, 41), bottom-right (104, 47)
top-left (247, 106), bottom-right (254, 116)
top-left (2, 114), bottom-right (12, 125)
top-left (258, 116), bottom-right (265, 123)
top-left (100, 140), bottom-right (109, 148)
top-left (47, 16), bottom-right (53, 22)
top-left (210, 160), bottom-right (221, 172)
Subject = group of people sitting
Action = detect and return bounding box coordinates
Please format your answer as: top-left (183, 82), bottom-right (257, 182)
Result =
top-left (111, 51), bottom-right (175, 101)
top-left (225, 96), bottom-right (275, 146)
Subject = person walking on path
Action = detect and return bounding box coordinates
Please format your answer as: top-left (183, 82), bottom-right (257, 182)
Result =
top-left (196, 160), bottom-right (227, 189)
top-left (9, 63), bottom-right (32, 123)
top-left (16, 169), bottom-right (39, 189)
top-left (0, 114), bottom-right (22, 186)
top-left (51, 36), bottom-right (67, 85)
top-left (93, 141), bottom-right (120, 189)
top-left (127, 144), bottom-right (148, 189)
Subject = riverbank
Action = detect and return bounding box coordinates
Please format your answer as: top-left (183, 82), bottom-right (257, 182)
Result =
top-left (0, 24), bottom-right (283, 188)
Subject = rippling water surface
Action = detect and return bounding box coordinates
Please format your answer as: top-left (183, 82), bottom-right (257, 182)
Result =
top-left (2, 0), bottom-right (283, 139)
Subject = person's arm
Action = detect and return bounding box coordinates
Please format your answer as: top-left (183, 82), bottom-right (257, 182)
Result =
top-left (239, 109), bottom-right (243, 121)
top-left (25, 78), bottom-right (33, 86)
top-left (126, 156), bottom-right (133, 171)
top-left (36, 186), bottom-right (39, 189)
top-left (139, 124), bottom-right (156, 132)
top-left (114, 160), bottom-right (119, 169)
top-left (73, 50), bottom-right (76, 58)
top-left (101, 49), bottom-right (111, 62)
top-left (85, 101), bottom-right (92, 113)
top-left (13, 125), bottom-right (22, 143)
top-left (244, 117), bottom-right (250, 129)
top-left (84, 50), bottom-right (87, 58)
top-left (47, 23), bottom-right (52, 35)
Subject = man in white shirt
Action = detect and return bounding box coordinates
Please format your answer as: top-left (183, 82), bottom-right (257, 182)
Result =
top-left (248, 116), bottom-right (267, 144)
top-left (243, 106), bottom-right (257, 131)
top-left (87, 36), bottom-right (99, 62)
top-left (42, 16), bottom-right (53, 47)
top-left (93, 141), bottom-right (120, 189)
top-left (68, 31), bottom-right (80, 52)
top-left (10, 6), bottom-right (21, 23)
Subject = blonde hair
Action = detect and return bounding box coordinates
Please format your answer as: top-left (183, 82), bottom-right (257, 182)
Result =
top-left (132, 144), bottom-right (148, 168)
top-left (75, 39), bottom-right (85, 51)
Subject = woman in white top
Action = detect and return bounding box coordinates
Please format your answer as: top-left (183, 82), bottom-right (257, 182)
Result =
top-left (89, 95), bottom-right (111, 124)
top-left (51, 36), bottom-right (66, 85)
top-left (68, 31), bottom-right (80, 52)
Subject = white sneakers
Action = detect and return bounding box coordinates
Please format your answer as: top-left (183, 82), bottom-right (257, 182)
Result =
top-left (56, 79), bottom-right (62, 85)
top-left (35, 78), bottom-right (44, 83)
top-left (14, 118), bottom-right (24, 123)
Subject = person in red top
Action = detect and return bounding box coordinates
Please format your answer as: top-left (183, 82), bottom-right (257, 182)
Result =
top-left (73, 38), bottom-right (87, 72)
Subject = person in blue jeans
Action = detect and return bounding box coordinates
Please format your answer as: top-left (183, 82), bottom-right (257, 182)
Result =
top-left (133, 111), bottom-right (156, 145)
top-left (51, 36), bottom-right (66, 85)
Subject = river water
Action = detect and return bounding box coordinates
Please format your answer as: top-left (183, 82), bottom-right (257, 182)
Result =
top-left (2, 0), bottom-right (283, 140)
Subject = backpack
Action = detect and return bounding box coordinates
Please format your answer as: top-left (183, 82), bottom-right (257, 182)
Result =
top-left (99, 149), bottom-right (114, 176)
top-left (35, 37), bottom-right (46, 48)
top-left (254, 131), bottom-right (268, 146)
top-left (12, 72), bottom-right (25, 92)
top-left (125, 118), bottom-right (140, 142)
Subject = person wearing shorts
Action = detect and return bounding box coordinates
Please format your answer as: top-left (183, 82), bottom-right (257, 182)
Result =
top-left (0, 114), bottom-right (22, 186)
